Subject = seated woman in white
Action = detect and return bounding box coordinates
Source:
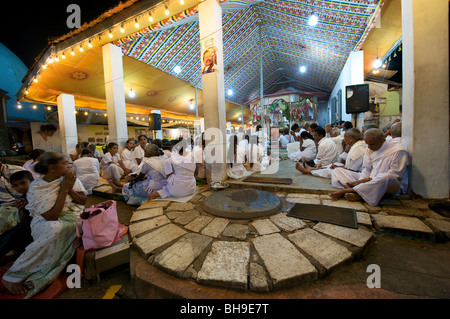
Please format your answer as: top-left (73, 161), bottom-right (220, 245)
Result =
top-left (133, 135), bottom-right (148, 167)
top-left (246, 135), bottom-right (270, 173)
top-left (289, 131), bottom-right (317, 162)
top-left (121, 139), bottom-right (137, 172)
top-left (1, 151), bottom-right (87, 298)
top-left (23, 149), bottom-right (45, 180)
top-left (227, 135), bottom-right (252, 179)
top-left (101, 143), bottom-right (131, 193)
top-left (122, 144), bottom-right (168, 205)
top-left (73, 149), bottom-right (100, 195)
top-left (147, 139), bottom-right (197, 200)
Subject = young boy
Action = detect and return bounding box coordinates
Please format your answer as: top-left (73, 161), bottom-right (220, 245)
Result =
top-left (0, 170), bottom-right (34, 263)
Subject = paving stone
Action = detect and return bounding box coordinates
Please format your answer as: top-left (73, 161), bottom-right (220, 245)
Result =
top-left (166, 211), bottom-right (183, 220)
top-left (313, 222), bottom-right (373, 248)
top-left (201, 217), bottom-right (229, 238)
top-left (173, 210), bottom-right (200, 226)
top-left (286, 196), bottom-right (321, 205)
top-left (252, 233), bottom-right (318, 289)
top-left (399, 200), bottom-right (430, 210)
top-left (129, 215), bottom-right (170, 238)
top-left (251, 219), bottom-right (280, 235)
top-left (419, 209), bottom-right (446, 220)
top-left (137, 200), bottom-right (170, 210)
top-left (382, 207), bottom-right (431, 218)
top-left (288, 228), bottom-right (352, 271)
top-left (287, 193), bottom-right (321, 200)
top-left (197, 241), bottom-right (250, 289)
top-left (153, 233), bottom-right (213, 277)
top-left (130, 207), bottom-right (163, 223)
top-left (322, 199), bottom-right (368, 212)
top-left (222, 223), bottom-right (250, 240)
top-left (133, 224), bottom-right (187, 258)
top-left (356, 211), bottom-right (372, 227)
top-left (185, 215), bottom-right (214, 232)
top-left (425, 218), bottom-right (450, 239)
top-left (190, 194), bottom-right (203, 203)
top-left (165, 202), bottom-right (196, 212)
top-left (269, 213), bottom-right (307, 232)
top-left (364, 204), bottom-right (382, 213)
top-left (249, 263), bottom-right (270, 292)
top-left (372, 215), bottom-right (434, 236)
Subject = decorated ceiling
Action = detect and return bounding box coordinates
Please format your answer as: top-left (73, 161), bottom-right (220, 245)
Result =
top-left (115, 0), bottom-right (384, 105)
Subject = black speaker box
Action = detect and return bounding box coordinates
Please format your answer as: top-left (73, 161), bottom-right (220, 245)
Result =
top-left (148, 113), bottom-right (161, 130)
top-left (346, 84), bottom-right (369, 114)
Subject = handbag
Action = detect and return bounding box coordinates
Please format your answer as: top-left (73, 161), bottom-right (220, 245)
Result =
top-left (76, 200), bottom-right (121, 251)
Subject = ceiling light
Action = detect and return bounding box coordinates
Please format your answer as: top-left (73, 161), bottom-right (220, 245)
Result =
top-left (165, 7), bottom-right (170, 15)
top-left (17, 104), bottom-right (22, 109)
top-left (79, 46), bottom-right (83, 52)
top-left (32, 105), bottom-right (37, 109)
top-left (299, 65), bottom-right (306, 73)
top-left (148, 14), bottom-right (153, 22)
top-left (227, 89), bottom-right (233, 96)
top-left (180, 0), bottom-right (184, 4)
top-left (135, 19), bottom-right (139, 28)
top-left (174, 65), bottom-right (181, 74)
top-left (33, 78), bottom-right (38, 83)
top-left (84, 111), bottom-right (88, 115)
top-left (47, 106), bottom-right (52, 111)
top-left (104, 113), bottom-right (107, 117)
top-left (108, 30), bottom-right (113, 38)
top-left (71, 49), bottom-right (75, 56)
top-left (128, 89), bottom-right (136, 98)
top-left (189, 103), bottom-right (195, 110)
top-left (238, 117), bottom-right (242, 121)
top-left (308, 14), bottom-right (319, 27)
top-left (372, 56), bottom-right (382, 69)
top-left (62, 53), bottom-right (66, 59)
top-left (120, 25), bottom-right (125, 33)
top-left (88, 40), bottom-right (92, 48)
top-left (54, 56), bottom-right (59, 62)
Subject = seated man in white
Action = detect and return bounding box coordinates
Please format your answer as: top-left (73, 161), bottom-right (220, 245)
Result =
top-left (295, 126), bottom-right (337, 172)
top-left (73, 149), bottom-right (100, 195)
top-left (278, 130), bottom-right (290, 148)
top-left (329, 128), bottom-right (344, 157)
top-left (295, 128), bottom-right (366, 179)
top-left (329, 128), bottom-right (409, 206)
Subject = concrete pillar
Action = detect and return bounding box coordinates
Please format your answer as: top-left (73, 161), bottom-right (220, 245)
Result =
top-left (198, 0), bottom-right (227, 183)
top-left (57, 94), bottom-right (78, 157)
top-left (151, 110), bottom-right (162, 139)
top-left (102, 43), bottom-right (128, 149)
top-left (402, 0), bottom-right (449, 198)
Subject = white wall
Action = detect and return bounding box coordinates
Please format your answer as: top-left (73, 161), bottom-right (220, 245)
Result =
top-left (327, 51), bottom-right (365, 124)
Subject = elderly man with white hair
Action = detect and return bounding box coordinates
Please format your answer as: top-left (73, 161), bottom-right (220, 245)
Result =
top-left (329, 128), bottom-right (409, 206)
top-left (295, 128), bottom-right (366, 179)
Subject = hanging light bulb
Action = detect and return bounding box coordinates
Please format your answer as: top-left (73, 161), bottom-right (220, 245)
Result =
top-left (372, 56), bottom-right (382, 69)
top-left (135, 19), bottom-right (139, 28)
top-left (33, 78), bottom-right (38, 83)
top-left (398, 45), bottom-right (402, 52)
top-left (54, 55), bottom-right (59, 62)
top-left (79, 45), bottom-right (84, 52)
top-left (71, 49), bottom-right (75, 56)
top-left (128, 89), bottom-right (136, 98)
top-left (17, 104), bottom-right (22, 109)
top-left (130, 116), bottom-right (134, 120)
top-left (174, 65), bottom-right (181, 74)
top-left (47, 106), bottom-right (52, 111)
top-left (189, 103), bottom-right (195, 110)
top-left (180, 0), bottom-right (184, 4)
top-left (25, 90), bottom-right (29, 95)
top-left (238, 117), bottom-right (242, 121)
top-left (393, 51), bottom-right (397, 58)
top-left (104, 113), bottom-right (107, 117)
top-left (299, 65), bottom-right (307, 73)
top-left (108, 30), bottom-right (113, 38)
top-left (88, 40), bottom-right (92, 48)
top-left (148, 13), bottom-right (153, 22)
top-left (32, 105), bottom-right (37, 109)
top-left (227, 89), bottom-right (233, 96)
top-left (62, 53), bottom-right (66, 59)
top-left (165, 6), bottom-right (169, 15)
top-left (43, 64), bottom-right (47, 69)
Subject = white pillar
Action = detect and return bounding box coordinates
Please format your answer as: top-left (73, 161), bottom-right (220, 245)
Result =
top-left (102, 43), bottom-right (128, 149)
top-left (57, 94), bottom-right (78, 157)
top-left (199, 0), bottom-right (227, 182)
top-left (402, 0), bottom-right (449, 198)
top-left (151, 110), bottom-right (162, 139)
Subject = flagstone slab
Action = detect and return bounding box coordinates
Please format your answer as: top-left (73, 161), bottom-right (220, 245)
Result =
top-left (130, 207), bottom-right (163, 223)
top-left (249, 263), bottom-right (270, 292)
top-left (322, 199), bottom-right (368, 212)
top-left (252, 233), bottom-right (318, 289)
top-left (286, 196), bottom-right (321, 205)
top-left (251, 219), bottom-right (280, 236)
top-left (372, 215), bottom-right (435, 240)
top-left (197, 241), bottom-right (250, 289)
top-left (425, 218), bottom-right (450, 239)
top-left (133, 224), bottom-right (187, 258)
top-left (269, 213), bottom-right (307, 232)
top-left (153, 233), bottom-right (213, 277)
top-left (185, 215), bottom-right (214, 233)
top-left (201, 217), bottom-right (229, 238)
top-left (288, 228), bottom-right (352, 271)
top-left (313, 222), bottom-right (373, 248)
top-left (173, 210), bottom-right (200, 226)
top-left (137, 200), bottom-right (170, 210)
top-left (166, 202), bottom-right (196, 212)
top-left (222, 223), bottom-right (250, 240)
top-left (356, 212), bottom-right (372, 227)
top-left (129, 215), bottom-right (170, 238)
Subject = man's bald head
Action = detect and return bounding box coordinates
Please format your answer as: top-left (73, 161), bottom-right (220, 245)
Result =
top-left (390, 122), bottom-right (402, 138)
top-left (364, 128), bottom-right (385, 151)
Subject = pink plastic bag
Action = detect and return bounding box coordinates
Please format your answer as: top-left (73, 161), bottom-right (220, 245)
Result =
top-left (76, 200), bottom-right (120, 251)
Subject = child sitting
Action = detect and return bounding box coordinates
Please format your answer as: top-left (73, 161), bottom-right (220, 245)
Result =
top-left (0, 170), bottom-right (34, 263)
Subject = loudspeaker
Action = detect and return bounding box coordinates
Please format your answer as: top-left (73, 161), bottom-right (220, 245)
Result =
top-left (148, 113), bottom-right (161, 130)
top-left (346, 84), bottom-right (369, 114)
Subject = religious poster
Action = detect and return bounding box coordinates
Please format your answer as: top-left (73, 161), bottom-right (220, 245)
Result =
top-left (201, 46), bottom-right (218, 75)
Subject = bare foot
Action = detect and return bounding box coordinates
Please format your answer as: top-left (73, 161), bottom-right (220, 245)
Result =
top-left (329, 190), bottom-right (346, 201)
top-left (1, 278), bottom-right (28, 295)
top-left (295, 162), bottom-right (309, 174)
top-left (345, 192), bottom-right (363, 202)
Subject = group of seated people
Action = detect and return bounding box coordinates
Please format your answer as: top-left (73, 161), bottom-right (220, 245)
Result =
top-left (290, 119), bottom-right (408, 207)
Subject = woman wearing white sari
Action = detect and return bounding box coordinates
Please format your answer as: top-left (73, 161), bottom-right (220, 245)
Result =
top-left (148, 139), bottom-right (197, 200)
top-left (289, 131), bottom-right (317, 162)
top-left (73, 149), bottom-right (100, 195)
top-left (122, 144), bottom-right (167, 205)
top-left (101, 143), bottom-right (131, 193)
top-left (227, 135), bottom-right (252, 180)
top-left (1, 152), bottom-right (87, 298)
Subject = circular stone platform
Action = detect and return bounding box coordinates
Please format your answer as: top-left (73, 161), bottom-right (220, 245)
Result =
top-left (201, 188), bottom-right (282, 219)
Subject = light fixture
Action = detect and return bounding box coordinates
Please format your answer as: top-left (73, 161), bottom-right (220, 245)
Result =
top-left (32, 105), bottom-right (37, 109)
top-left (299, 65), bottom-right (306, 73)
top-left (84, 111), bottom-right (88, 115)
top-left (128, 89), bottom-right (136, 98)
top-left (141, 117), bottom-right (145, 121)
top-left (165, 6), bottom-right (169, 15)
top-left (180, 0), bottom-right (184, 4)
top-left (148, 13), bottom-right (153, 22)
top-left (17, 104), bottom-right (22, 109)
top-left (75, 111), bottom-right (78, 114)
top-left (54, 56), bottom-right (59, 62)
top-left (62, 53), bottom-right (66, 59)
top-left (373, 69), bottom-right (379, 74)
top-left (25, 90), bottom-right (29, 95)
top-left (48, 58), bottom-right (54, 64)
top-left (130, 116), bottom-right (134, 120)
top-left (174, 65), bottom-right (181, 74)
top-left (238, 117), bottom-right (242, 121)
top-left (79, 45), bottom-right (83, 52)
top-left (108, 30), bottom-right (113, 38)
top-left (88, 40), bottom-right (92, 48)
top-left (104, 113), bottom-right (107, 117)
top-left (135, 19), bottom-right (139, 28)
top-left (227, 89), bottom-right (233, 96)
top-left (372, 56), bottom-right (382, 69)
top-left (189, 102), bottom-right (195, 110)
top-left (308, 13), bottom-right (319, 27)
top-left (71, 49), bottom-right (75, 56)
top-left (33, 78), bottom-right (38, 83)
top-left (120, 25), bottom-right (125, 33)
top-left (47, 106), bottom-right (51, 111)
top-left (43, 64), bottom-right (47, 69)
